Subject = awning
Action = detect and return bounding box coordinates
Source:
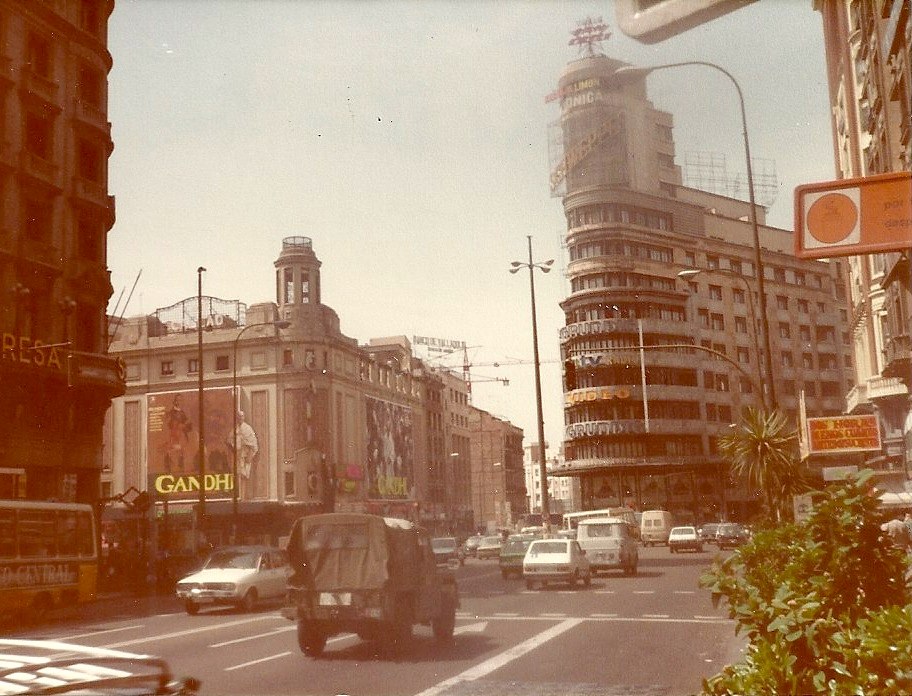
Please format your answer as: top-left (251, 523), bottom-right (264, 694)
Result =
top-left (879, 490), bottom-right (912, 508)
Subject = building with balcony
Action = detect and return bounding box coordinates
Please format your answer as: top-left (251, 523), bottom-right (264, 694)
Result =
top-left (105, 237), bottom-right (516, 554)
top-left (0, 0), bottom-right (123, 503)
top-left (816, 0), bottom-right (911, 482)
top-left (549, 46), bottom-right (854, 523)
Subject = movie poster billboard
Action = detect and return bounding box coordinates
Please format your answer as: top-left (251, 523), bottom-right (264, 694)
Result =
top-left (364, 396), bottom-right (413, 500)
top-left (147, 388), bottom-right (235, 502)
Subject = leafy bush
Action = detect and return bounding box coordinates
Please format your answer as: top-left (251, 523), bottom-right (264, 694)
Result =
top-left (700, 470), bottom-right (912, 695)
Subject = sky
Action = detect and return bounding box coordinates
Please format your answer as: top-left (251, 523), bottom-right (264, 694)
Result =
top-left (106, 0), bottom-right (835, 459)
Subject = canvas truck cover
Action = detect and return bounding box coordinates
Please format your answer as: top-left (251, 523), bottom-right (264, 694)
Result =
top-left (287, 513), bottom-right (422, 592)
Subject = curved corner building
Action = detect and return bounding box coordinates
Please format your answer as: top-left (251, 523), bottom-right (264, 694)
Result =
top-left (551, 53), bottom-right (851, 524)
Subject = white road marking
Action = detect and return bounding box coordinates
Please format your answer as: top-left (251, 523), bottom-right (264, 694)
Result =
top-left (493, 612), bottom-right (519, 617)
top-left (674, 590), bottom-right (696, 594)
top-left (211, 626), bottom-right (293, 647)
top-left (101, 615), bottom-right (278, 650)
top-left (454, 621), bottom-right (488, 634)
top-left (225, 651), bottom-right (292, 671)
top-left (642, 614), bottom-right (670, 619)
top-left (590, 613), bottom-right (618, 618)
top-left (62, 625), bottom-right (145, 641)
top-left (414, 618), bottom-right (584, 696)
top-left (633, 590), bottom-right (655, 594)
top-left (540, 613), bottom-right (566, 617)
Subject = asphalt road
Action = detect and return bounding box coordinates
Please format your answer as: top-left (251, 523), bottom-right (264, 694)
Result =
top-left (10, 544), bottom-right (745, 696)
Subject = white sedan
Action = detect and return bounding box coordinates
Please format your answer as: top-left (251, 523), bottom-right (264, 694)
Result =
top-left (522, 538), bottom-right (592, 589)
top-left (175, 545), bottom-right (290, 614)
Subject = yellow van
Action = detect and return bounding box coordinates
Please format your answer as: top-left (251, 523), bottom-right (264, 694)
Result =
top-left (640, 510), bottom-right (674, 546)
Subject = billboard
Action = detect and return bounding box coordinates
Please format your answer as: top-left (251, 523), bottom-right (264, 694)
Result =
top-left (147, 388), bottom-right (236, 501)
top-left (364, 396), bottom-right (413, 500)
top-left (806, 414), bottom-right (881, 455)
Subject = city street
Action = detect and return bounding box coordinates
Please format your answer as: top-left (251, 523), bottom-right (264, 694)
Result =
top-left (11, 545), bottom-right (743, 696)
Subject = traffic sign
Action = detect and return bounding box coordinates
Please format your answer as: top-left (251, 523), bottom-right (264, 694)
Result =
top-left (794, 171), bottom-right (912, 258)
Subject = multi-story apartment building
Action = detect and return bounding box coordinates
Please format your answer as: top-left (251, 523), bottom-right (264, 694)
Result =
top-left (549, 48), bottom-right (854, 524)
top-left (0, 0), bottom-right (123, 503)
top-left (106, 237), bottom-right (507, 556)
top-left (468, 408), bottom-right (525, 533)
top-left (816, 0), bottom-right (911, 480)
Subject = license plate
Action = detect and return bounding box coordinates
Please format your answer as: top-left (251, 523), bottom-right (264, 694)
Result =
top-left (319, 592), bottom-right (352, 606)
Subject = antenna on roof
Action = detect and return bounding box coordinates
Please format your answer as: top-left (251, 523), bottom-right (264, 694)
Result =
top-left (107, 269), bottom-right (142, 348)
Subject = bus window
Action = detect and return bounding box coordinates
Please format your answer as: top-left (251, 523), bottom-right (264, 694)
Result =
top-left (0, 511), bottom-right (14, 558)
top-left (20, 511), bottom-right (57, 557)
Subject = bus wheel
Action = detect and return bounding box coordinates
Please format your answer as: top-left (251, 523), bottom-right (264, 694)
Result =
top-left (185, 600), bottom-right (200, 615)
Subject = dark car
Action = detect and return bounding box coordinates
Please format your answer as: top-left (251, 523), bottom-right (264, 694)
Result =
top-left (698, 522), bottom-right (721, 544)
top-left (716, 523), bottom-right (750, 549)
top-left (431, 536), bottom-right (464, 567)
top-left (463, 534), bottom-right (484, 558)
top-left (499, 535), bottom-right (534, 579)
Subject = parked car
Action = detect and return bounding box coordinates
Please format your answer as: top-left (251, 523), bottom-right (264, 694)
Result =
top-left (175, 545), bottom-right (290, 615)
top-left (698, 522), bottom-right (722, 544)
top-left (476, 535), bottom-right (504, 560)
top-left (431, 536), bottom-right (464, 567)
top-left (716, 522), bottom-right (751, 549)
top-left (668, 526), bottom-right (704, 553)
top-left (499, 535), bottom-right (534, 578)
top-left (522, 538), bottom-right (592, 589)
top-left (463, 534), bottom-right (484, 557)
top-left (0, 638), bottom-right (200, 695)
top-left (576, 517), bottom-right (638, 576)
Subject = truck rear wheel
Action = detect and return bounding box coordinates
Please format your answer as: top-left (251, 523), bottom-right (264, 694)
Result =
top-left (432, 596), bottom-right (456, 641)
top-left (297, 620), bottom-right (327, 657)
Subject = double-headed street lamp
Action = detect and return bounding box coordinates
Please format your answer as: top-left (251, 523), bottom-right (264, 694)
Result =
top-left (510, 236), bottom-right (554, 534)
top-left (231, 319), bottom-right (289, 529)
top-left (613, 61), bottom-right (776, 411)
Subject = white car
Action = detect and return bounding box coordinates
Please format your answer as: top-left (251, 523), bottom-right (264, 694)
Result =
top-left (523, 538), bottom-right (592, 589)
top-left (668, 526), bottom-right (704, 553)
top-left (176, 545), bottom-right (290, 614)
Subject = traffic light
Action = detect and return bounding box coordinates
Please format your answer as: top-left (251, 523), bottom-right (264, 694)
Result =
top-left (615, 0), bottom-right (756, 44)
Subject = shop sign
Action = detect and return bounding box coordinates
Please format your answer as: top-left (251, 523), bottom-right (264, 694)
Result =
top-left (560, 319), bottom-right (638, 341)
top-left (1, 334), bottom-right (65, 371)
top-left (565, 386), bottom-right (631, 406)
top-left (806, 415), bottom-right (881, 454)
top-left (154, 473), bottom-right (234, 494)
top-left (565, 420), bottom-right (646, 439)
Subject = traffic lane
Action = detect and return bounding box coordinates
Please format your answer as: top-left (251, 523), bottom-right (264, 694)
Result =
top-left (439, 615), bottom-right (740, 696)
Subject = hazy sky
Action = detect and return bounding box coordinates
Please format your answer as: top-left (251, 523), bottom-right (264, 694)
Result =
top-left (107, 0), bottom-right (834, 457)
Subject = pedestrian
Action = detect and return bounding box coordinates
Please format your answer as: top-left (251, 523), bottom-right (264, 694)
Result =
top-left (881, 517), bottom-right (912, 549)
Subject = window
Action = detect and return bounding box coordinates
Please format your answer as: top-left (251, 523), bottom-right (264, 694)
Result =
top-left (215, 355), bottom-right (229, 371)
top-left (161, 360), bottom-right (174, 376)
top-left (77, 215), bottom-right (103, 260)
top-left (300, 271), bottom-right (311, 304)
top-left (705, 403), bottom-right (717, 420)
top-left (777, 295), bottom-right (789, 311)
top-left (794, 271), bottom-right (805, 286)
top-left (739, 377), bottom-right (753, 394)
top-left (284, 470), bottom-right (296, 497)
top-left (730, 259), bottom-right (743, 275)
top-left (706, 255), bottom-right (719, 270)
top-left (23, 196), bottom-right (53, 243)
top-left (737, 347), bottom-right (750, 364)
top-left (698, 308), bottom-right (709, 328)
top-left (78, 138), bottom-right (104, 183)
top-left (797, 299), bottom-right (809, 313)
top-left (781, 352), bottom-right (794, 367)
top-left (26, 33), bottom-right (52, 78)
top-left (799, 325), bottom-right (811, 341)
top-left (711, 314), bottom-right (725, 331)
top-left (684, 251), bottom-right (695, 266)
top-left (25, 111), bottom-right (54, 160)
top-left (718, 405), bottom-right (731, 422)
top-left (77, 63), bottom-right (103, 107)
top-left (734, 316), bottom-right (747, 334)
top-left (283, 348), bottom-right (293, 366)
top-left (802, 353), bottom-right (814, 369)
top-left (779, 322), bottom-right (791, 339)
top-left (817, 301), bottom-right (826, 313)
top-left (732, 288), bottom-right (745, 305)
top-left (709, 285), bottom-right (722, 301)
top-left (188, 358), bottom-right (199, 374)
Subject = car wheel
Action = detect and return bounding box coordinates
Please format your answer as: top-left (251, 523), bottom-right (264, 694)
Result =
top-left (297, 620), bottom-right (326, 657)
top-left (185, 600), bottom-right (199, 616)
top-left (670, 547), bottom-right (676, 554)
top-left (237, 588), bottom-right (257, 613)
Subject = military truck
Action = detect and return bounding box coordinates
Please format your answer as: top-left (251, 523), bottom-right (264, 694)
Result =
top-left (282, 512), bottom-right (459, 657)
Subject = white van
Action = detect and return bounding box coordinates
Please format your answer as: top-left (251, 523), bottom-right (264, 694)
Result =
top-left (576, 517), bottom-right (638, 575)
top-left (640, 510), bottom-right (674, 546)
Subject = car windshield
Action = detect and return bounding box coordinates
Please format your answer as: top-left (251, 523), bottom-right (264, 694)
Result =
top-left (503, 539), bottom-right (531, 553)
top-left (432, 538), bottom-right (457, 551)
top-left (582, 523), bottom-right (623, 538)
top-left (481, 536), bottom-right (502, 546)
top-left (204, 550), bottom-right (260, 570)
top-left (528, 541), bottom-right (568, 555)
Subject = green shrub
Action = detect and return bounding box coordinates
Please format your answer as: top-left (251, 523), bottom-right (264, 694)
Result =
top-left (700, 470), bottom-right (912, 695)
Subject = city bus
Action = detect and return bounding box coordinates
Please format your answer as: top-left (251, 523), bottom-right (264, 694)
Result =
top-left (0, 500), bottom-right (99, 620)
top-left (563, 507), bottom-right (639, 539)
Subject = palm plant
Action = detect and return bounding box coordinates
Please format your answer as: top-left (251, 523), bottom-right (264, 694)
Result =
top-left (718, 408), bottom-right (806, 523)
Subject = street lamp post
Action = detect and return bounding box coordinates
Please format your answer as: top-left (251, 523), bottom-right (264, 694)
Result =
top-left (231, 319), bottom-right (289, 532)
top-left (196, 266), bottom-right (206, 534)
top-left (510, 236), bottom-right (554, 534)
top-left (613, 61), bottom-right (776, 410)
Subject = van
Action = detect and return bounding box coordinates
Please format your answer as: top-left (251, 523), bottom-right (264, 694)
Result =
top-left (640, 510), bottom-right (674, 546)
top-left (576, 517), bottom-right (638, 576)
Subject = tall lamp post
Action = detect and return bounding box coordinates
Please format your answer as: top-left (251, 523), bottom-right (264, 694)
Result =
top-left (510, 236), bottom-right (554, 533)
top-left (231, 319), bottom-right (289, 531)
top-left (614, 61), bottom-right (776, 410)
top-left (196, 266), bottom-right (206, 533)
